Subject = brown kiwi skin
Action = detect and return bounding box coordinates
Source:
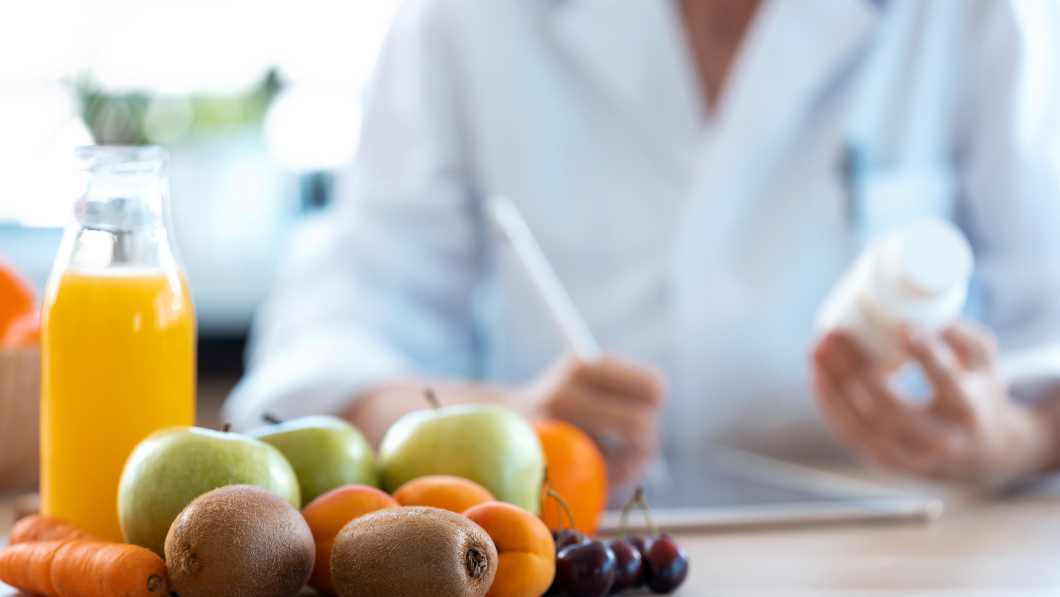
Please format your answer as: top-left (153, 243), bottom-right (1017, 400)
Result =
top-left (164, 484), bottom-right (315, 597)
top-left (331, 506), bottom-right (498, 597)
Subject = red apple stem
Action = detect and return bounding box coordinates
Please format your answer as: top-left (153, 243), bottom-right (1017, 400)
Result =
top-left (635, 486), bottom-right (660, 536)
top-left (262, 413), bottom-right (283, 425)
top-left (424, 388), bottom-right (442, 410)
top-left (546, 488), bottom-right (582, 541)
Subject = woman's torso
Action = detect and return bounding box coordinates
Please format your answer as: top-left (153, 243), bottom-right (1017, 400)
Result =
top-left (415, 0), bottom-right (985, 458)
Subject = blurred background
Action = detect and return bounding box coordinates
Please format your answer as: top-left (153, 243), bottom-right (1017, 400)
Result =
top-left (0, 0), bottom-right (405, 416)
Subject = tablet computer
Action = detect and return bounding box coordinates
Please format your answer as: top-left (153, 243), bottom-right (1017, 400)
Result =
top-left (598, 449), bottom-right (944, 533)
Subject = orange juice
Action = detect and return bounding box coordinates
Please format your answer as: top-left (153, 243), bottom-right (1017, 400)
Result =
top-left (41, 268), bottom-right (195, 541)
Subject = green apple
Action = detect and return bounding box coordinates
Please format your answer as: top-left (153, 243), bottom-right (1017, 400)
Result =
top-left (118, 425), bottom-right (300, 557)
top-left (379, 404), bottom-right (545, 514)
top-left (247, 415), bottom-right (378, 505)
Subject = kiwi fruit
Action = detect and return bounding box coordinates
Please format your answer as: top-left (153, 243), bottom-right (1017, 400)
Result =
top-left (164, 484), bottom-right (314, 597)
top-left (331, 506), bottom-right (497, 597)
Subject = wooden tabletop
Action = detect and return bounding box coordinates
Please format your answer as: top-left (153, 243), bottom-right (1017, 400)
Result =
top-left (4, 475), bottom-right (1060, 596)
top-left (672, 482), bottom-right (1060, 595)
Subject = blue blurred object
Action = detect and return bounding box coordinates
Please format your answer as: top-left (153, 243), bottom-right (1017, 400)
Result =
top-left (0, 224), bottom-right (62, 294)
top-left (299, 172), bottom-right (333, 211)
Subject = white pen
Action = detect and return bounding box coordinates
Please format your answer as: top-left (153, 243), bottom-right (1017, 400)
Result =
top-left (486, 195), bottom-right (672, 490)
top-left (486, 195), bottom-right (603, 363)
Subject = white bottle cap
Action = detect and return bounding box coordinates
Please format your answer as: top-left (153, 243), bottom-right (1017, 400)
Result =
top-left (890, 218), bottom-right (974, 297)
top-left (872, 217), bottom-right (974, 331)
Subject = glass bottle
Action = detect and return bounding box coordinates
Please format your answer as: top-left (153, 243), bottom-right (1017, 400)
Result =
top-left (40, 146), bottom-right (196, 541)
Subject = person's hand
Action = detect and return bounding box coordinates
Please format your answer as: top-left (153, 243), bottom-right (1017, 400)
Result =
top-left (511, 354), bottom-right (666, 485)
top-left (811, 321), bottom-right (1052, 488)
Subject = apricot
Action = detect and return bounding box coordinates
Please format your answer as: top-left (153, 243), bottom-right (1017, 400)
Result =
top-left (393, 475), bottom-right (495, 513)
top-left (464, 501), bottom-right (555, 597)
top-left (301, 484), bottom-right (398, 596)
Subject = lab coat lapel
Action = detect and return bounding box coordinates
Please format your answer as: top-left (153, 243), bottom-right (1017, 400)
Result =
top-left (545, 0), bottom-right (702, 175)
top-left (683, 0), bottom-right (882, 245)
top-left (670, 0), bottom-right (881, 327)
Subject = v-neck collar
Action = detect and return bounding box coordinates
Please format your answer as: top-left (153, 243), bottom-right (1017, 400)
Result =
top-left (543, 0), bottom-right (884, 183)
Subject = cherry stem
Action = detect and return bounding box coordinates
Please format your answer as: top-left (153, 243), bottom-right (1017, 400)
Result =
top-left (634, 486), bottom-right (659, 536)
top-left (543, 469), bottom-right (564, 531)
top-left (617, 492), bottom-right (639, 541)
top-left (424, 388), bottom-right (442, 410)
top-left (546, 488), bottom-right (582, 541)
top-left (262, 413), bottom-right (283, 425)
top-left (221, 423), bottom-right (231, 433)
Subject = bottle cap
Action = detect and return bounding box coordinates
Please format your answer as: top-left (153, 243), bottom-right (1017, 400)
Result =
top-left (887, 218), bottom-right (973, 297)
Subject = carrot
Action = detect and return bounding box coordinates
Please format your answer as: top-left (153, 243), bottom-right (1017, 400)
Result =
top-left (9, 515), bottom-right (110, 545)
top-left (0, 541), bottom-right (60, 596)
top-left (0, 540), bottom-right (169, 597)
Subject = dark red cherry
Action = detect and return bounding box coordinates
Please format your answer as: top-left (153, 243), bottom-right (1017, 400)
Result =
top-left (546, 530), bottom-right (592, 595)
top-left (603, 539), bottom-right (642, 593)
top-left (626, 537), bottom-right (647, 587)
top-left (642, 534), bottom-right (688, 594)
top-left (555, 528), bottom-right (591, 550)
top-left (556, 541), bottom-right (617, 597)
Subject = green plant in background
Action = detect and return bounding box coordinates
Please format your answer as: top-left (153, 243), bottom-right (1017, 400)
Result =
top-left (79, 69), bottom-right (281, 145)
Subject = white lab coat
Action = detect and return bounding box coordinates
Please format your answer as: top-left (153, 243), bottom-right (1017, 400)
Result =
top-left (226, 0), bottom-right (1060, 460)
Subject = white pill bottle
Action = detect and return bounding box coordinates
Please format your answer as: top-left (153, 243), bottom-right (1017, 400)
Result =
top-left (816, 217), bottom-right (975, 369)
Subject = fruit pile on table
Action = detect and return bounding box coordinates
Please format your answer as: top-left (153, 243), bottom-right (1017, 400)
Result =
top-left (0, 399), bottom-right (687, 597)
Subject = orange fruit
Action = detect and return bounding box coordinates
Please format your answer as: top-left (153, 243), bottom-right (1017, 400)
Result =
top-left (0, 309), bottom-right (39, 350)
top-left (0, 256), bottom-right (35, 341)
top-left (392, 475), bottom-right (495, 513)
top-left (533, 419), bottom-right (608, 536)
